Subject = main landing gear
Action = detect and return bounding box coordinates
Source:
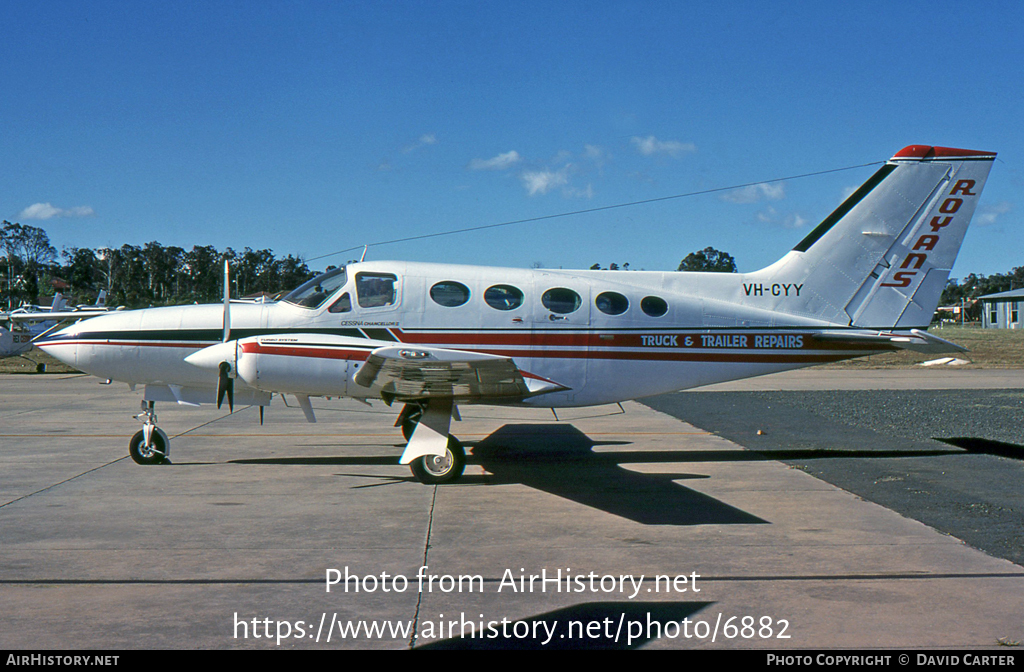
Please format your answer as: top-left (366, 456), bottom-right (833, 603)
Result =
top-left (129, 401), bottom-right (170, 465)
top-left (409, 435), bottom-right (465, 485)
top-left (397, 402), bottom-right (466, 484)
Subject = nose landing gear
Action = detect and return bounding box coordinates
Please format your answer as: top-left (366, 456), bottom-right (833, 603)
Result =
top-left (129, 401), bottom-right (170, 465)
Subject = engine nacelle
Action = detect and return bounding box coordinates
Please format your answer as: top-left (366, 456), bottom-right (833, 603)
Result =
top-left (234, 334), bottom-right (370, 397)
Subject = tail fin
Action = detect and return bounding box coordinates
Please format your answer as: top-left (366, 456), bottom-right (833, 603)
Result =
top-left (50, 293), bottom-right (67, 312)
top-left (750, 145), bottom-right (996, 329)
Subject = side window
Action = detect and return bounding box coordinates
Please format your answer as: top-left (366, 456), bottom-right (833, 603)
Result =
top-left (430, 281), bottom-right (470, 307)
top-left (328, 292), bottom-right (351, 313)
top-left (641, 296), bottom-right (668, 317)
top-left (356, 273), bottom-right (398, 308)
top-left (542, 287), bottom-right (582, 314)
top-left (484, 284), bottom-right (524, 311)
top-left (595, 291), bottom-right (629, 316)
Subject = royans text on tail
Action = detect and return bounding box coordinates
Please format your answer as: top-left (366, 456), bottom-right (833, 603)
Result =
top-left (742, 145), bottom-right (996, 330)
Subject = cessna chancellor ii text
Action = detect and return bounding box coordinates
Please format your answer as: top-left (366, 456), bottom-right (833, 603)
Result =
top-left (37, 145), bottom-right (996, 483)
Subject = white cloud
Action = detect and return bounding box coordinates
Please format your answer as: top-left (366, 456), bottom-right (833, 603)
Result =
top-left (631, 135), bottom-right (696, 157)
top-left (721, 182), bottom-right (785, 203)
top-left (755, 206), bottom-right (808, 229)
top-left (521, 166), bottom-right (570, 195)
top-left (18, 203), bottom-right (95, 220)
top-left (976, 201), bottom-right (1012, 226)
top-left (468, 150), bottom-right (522, 170)
top-left (785, 213), bottom-right (808, 229)
top-left (756, 206), bottom-right (778, 223)
top-left (563, 184), bottom-right (594, 199)
top-left (403, 134), bottom-right (438, 153)
top-left (552, 149), bottom-right (573, 164)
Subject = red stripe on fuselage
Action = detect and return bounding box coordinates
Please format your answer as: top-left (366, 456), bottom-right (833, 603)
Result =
top-left (44, 334), bottom-right (883, 364)
top-left (241, 342), bottom-right (372, 361)
top-left (391, 329), bottom-right (892, 353)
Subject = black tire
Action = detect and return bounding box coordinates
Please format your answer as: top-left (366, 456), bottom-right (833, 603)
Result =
top-left (410, 436), bottom-right (465, 484)
top-left (129, 429), bottom-right (168, 465)
top-left (400, 406), bottom-right (423, 441)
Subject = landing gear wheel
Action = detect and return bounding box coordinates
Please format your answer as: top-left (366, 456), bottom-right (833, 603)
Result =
top-left (400, 406), bottom-right (423, 441)
top-left (410, 436), bottom-right (465, 484)
top-left (129, 429), bottom-right (169, 465)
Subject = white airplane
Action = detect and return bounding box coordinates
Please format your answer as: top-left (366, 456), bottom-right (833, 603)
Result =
top-left (35, 145), bottom-right (996, 483)
top-left (1, 291), bottom-right (113, 359)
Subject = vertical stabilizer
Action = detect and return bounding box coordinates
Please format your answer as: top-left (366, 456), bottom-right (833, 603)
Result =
top-left (748, 146), bottom-right (995, 329)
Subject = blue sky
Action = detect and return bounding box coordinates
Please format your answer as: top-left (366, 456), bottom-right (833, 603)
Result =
top-left (2, 1), bottom-right (1021, 280)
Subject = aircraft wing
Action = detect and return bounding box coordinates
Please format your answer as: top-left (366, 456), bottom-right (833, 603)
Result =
top-left (812, 329), bottom-right (966, 354)
top-left (353, 344), bottom-right (568, 403)
top-left (1, 310), bottom-right (109, 323)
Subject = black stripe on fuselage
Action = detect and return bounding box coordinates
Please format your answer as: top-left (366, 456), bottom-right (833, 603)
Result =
top-left (39, 327), bottom-right (368, 344)
top-left (361, 328), bottom-right (398, 341)
top-left (37, 324), bottom-right (931, 345)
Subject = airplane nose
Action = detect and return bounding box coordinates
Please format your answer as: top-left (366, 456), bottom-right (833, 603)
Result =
top-left (35, 324), bottom-right (79, 369)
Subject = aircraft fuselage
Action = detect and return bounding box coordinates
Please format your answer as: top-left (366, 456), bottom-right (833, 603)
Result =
top-left (38, 260), bottom-right (881, 408)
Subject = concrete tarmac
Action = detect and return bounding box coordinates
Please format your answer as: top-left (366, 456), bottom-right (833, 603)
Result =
top-left (1, 372), bottom-right (1023, 650)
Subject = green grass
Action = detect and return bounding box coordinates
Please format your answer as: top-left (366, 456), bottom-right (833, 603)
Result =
top-left (0, 350), bottom-right (80, 374)
top-left (824, 325), bottom-right (1024, 369)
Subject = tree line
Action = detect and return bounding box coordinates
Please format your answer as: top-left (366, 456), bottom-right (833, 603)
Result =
top-left (1, 221), bottom-right (318, 310)
top-left (3, 223), bottom-right (1020, 319)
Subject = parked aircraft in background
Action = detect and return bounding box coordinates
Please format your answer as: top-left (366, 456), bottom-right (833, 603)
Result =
top-left (36, 145), bottom-right (996, 483)
top-left (1, 291), bottom-right (112, 359)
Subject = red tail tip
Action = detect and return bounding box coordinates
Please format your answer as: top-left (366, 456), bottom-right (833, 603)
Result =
top-left (893, 145), bottom-right (996, 159)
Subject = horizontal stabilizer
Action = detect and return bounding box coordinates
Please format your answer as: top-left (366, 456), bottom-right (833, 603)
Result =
top-left (812, 329), bottom-right (966, 354)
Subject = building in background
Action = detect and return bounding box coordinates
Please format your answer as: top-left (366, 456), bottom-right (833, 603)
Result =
top-left (978, 288), bottom-right (1024, 329)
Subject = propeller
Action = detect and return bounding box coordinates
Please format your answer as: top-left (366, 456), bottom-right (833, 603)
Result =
top-left (186, 260), bottom-right (262, 422)
top-left (218, 259), bottom-right (234, 413)
top-left (217, 360), bottom-right (234, 412)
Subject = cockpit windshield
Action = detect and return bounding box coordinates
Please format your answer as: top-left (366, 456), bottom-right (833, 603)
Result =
top-left (282, 267), bottom-right (348, 309)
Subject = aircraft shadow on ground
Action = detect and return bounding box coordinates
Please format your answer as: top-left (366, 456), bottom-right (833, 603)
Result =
top-left (414, 600), bottom-right (713, 650)
top-left (226, 424), bottom-right (1015, 526)
top-left (934, 437), bottom-right (1024, 461)
top-left (230, 423), bottom-right (765, 526)
top-left (465, 424), bottom-right (765, 526)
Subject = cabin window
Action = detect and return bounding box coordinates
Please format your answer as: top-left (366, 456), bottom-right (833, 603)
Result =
top-left (595, 291), bottom-right (629, 316)
top-left (991, 309), bottom-right (998, 325)
top-left (1013, 303), bottom-right (1019, 324)
top-left (430, 281), bottom-right (471, 307)
top-left (542, 287), bottom-right (582, 314)
top-left (356, 273), bottom-right (398, 308)
top-left (484, 284), bottom-right (524, 311)
top-left (328, 292), bottom-right (352, 313)
top-left (641, 296), bottom-right (668, 317)
top-left (282, 267), bottom-right (348, 309)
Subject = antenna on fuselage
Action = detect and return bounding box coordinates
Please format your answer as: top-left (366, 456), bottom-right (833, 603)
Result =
top-left (359, 245), bottom-right (368, 263)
